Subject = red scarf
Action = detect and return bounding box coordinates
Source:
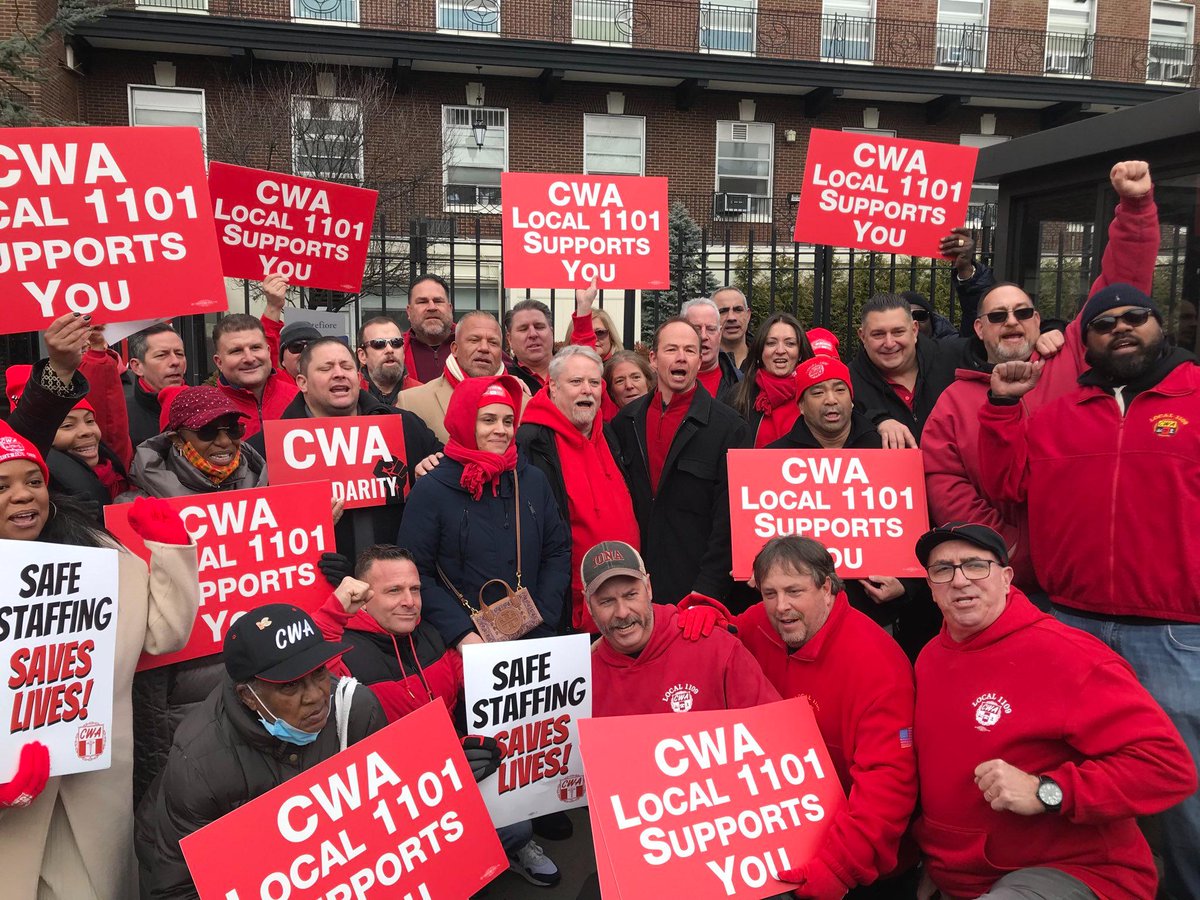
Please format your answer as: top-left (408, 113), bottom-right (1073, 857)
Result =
top-left (752, 370), bottom-right (801, 447)
top-left (442, 375), bottom-right (524, 500)
top-left (92, 458), bottom-right (129, 501)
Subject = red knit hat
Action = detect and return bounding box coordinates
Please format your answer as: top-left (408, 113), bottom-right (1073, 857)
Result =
top-left (806, 328), bottom-right (840, 358)
top-left (5, 365), bottom-right (94, 415)
top-left (0, 421), bottom-right (49, 482)
top-left (795, 356), bottom-right (853, 400)
top-left (166, 385), bottom-right (245, 432)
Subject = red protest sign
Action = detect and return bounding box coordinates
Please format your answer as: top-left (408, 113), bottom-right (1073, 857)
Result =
top-left (104, 481), bottom-right (334, 671)
top-left (579, 697), bottom-right (845, 900)
top-left (502, 172), bottom-right (669, 289)
top-left (793, 130), bottom-right (979, 258)
top-left (262, 415), bottom-right (410, 511)
top-left (208, 162), bottom-right (378, 291)
top-left (181, 701), bottom-right (508, 900)
top-left (728, 449), bottom-right (928, 581)
top-left (0, 127), bottom-right (228, 335)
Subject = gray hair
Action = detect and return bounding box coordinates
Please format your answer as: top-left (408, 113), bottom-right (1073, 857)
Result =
top-left (680, 297), bottom-right (720, 319)
top-left (710, 286), bottom-right (746, 302)
top-left (548, 344), bottom-right (604, 381)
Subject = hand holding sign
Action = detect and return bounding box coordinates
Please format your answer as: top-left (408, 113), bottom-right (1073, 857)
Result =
top-left (44, 312), bottom-right (92, 382)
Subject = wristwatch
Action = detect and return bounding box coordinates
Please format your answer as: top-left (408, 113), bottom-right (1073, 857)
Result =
top-left (1037, 775), bottom-right (1063, 813)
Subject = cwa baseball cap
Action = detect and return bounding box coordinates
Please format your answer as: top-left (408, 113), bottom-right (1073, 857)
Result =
top-left (581, 541), bottom-right (648, 597)
top-left (224, 604), bottom-right (350, 684)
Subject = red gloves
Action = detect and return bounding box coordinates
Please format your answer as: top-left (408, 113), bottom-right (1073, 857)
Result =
top-left (676, 592), bottom-right (736, 641)
top-left (127, 496), bottom-right (190, 545)
top-left (778, 859), bottom-right (851, 899)
top-left (0, 741), bottom-right (50, 809)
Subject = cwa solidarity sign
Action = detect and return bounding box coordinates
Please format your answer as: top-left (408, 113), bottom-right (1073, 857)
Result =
top-left (0, 540), bottom-right (119, 777)
top-left (793, 130), bottom-right (978, 258)
top-left (181, 702), bottom-right (509, 900)
top-left (579, 697), bottom-right (845, 899)
top-left (105, 482), bottom-right (334, 671)
top-left (728, 449), bottom-right (928, 581)
top-left (0, 127), bottom-right (228, 335)
top-left (208, 162), bottom-right (378, 291)
top-left (502, 173), bottom-right (669, 289)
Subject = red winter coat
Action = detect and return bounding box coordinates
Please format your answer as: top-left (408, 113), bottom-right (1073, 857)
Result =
top-left (978, 358), bottom-right (1200, 621)
top-left (216, 318), bottom-right (299, 439)
top-left (732, 596), bottom-right (916, 891)
top-left (914, 589), bottom-right (1195, 900)
top-left (591, 605), bottom-right (779, 717)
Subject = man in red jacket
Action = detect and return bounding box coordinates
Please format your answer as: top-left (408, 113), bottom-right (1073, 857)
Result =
top-left (678, 536), bottom-right (917, 899)
top-left (585, 540), bottom-right (779, 718)
top-left (912, 522), bottom-right (1195, 900)
top-left (922, 161), bottom-right (1159, 595)
top-left (212, 313), bottom-right (298, 439)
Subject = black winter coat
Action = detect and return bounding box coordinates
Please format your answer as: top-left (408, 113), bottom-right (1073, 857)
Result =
top-left (849, 334), bottom-right (966, 444)
top-left (609, 386), bottom-right (748, 606)
top-left (46, 441), bottom-right (127, 517)
top-left (136, 677), bottom-right (385, 899)
top-left (125, 377), bottom-right (164, 450)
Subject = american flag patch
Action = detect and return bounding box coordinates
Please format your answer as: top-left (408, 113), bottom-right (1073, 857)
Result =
top-left (899, 727), bottom-right (913, 749)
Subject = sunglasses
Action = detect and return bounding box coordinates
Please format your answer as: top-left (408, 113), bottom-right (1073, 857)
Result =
top-left (283, 339), bottom-right (310, 356)
top-left (1088, 307), bottom-right (1154, 334)
top-left (909, 309), bottom-right (930, 322)
top-left (594, 329), bottom-right (610, 339)
top-left (362, 338), bottom-right (404, 350)
top-left (981, 306), bottom-right (1037, 325)
top-left (192, 421), bottom-right (245, 442)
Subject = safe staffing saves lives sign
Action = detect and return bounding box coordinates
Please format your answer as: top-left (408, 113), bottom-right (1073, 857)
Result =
top-left (0, 127), bottom-right (228, 335)
top-left (501, 173), bottom-right (669, 290)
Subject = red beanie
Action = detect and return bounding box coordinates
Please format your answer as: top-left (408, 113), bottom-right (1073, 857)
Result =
top-left (806, 328), bottom-right (840, 358)
top-left (795, 356), bottom-right (853, 400)
top-left (5, 365), bottom-right (93, 415)
top-left (0, 421), bottom-right (49, 482)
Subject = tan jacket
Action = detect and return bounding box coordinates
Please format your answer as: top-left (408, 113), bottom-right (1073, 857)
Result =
top-left (0, 538), bottom-right (199, 900)
top-left (398, 374), bottom-right (530, 444)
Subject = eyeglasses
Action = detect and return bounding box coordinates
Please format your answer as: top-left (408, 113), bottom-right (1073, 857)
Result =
top-left (927, 559), bottom-right (998, 583)
top-left (283, 339), bottom-right (310, 356)
top-left (1088, 307), bottom-right (1154, 334)
top-left (910, 309), bottom-right (930, 322)
top-left (362, 338), bottom-right (404, 350)
top-left (981, 306), bottom-right (1037, 325)
top-left (594, 329), bottom-right (610, 339)
top-left (192, 421), bottom-right (246, 442)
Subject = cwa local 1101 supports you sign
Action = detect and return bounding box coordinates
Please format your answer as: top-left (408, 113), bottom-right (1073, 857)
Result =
top-left (501, 173), bottom-right (669, 289)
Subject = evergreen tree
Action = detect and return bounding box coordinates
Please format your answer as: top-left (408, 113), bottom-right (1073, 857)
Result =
top-left (2, 0), bottom-right (106, 125)
top-left (640, 201), bottom-right (718, 341)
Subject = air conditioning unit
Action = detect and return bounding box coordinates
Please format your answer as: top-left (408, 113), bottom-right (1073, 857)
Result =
top-left (1157, 61), bottom-right (1191, 82)
top-left (936, 45), bottom-right (962, 66)
top-left (1044, 53), bottom-right (1084, 73)
top-left (715, 192), bottom-right (750, 215)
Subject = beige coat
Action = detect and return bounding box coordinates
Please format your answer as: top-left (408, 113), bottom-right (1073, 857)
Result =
top-left (397, 374), bottom-right (530, 444)
top-left (0, 538), bottom-right (199, 900)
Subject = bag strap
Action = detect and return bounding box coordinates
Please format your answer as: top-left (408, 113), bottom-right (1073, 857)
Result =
top-left (334, 676), bottom-right (358, 753)
top-left (513, 469), bottom-right (524, 590)
top-left (477, 578), bottom-right (518, 609)
top-left (436, 563), bottom-right (476, 615)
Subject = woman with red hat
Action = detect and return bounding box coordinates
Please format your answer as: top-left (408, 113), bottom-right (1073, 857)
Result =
top-left (728, 312), bottom-right (816, 447)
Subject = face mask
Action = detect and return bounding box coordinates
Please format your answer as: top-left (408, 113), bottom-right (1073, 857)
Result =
top-left (247, 684), bottom-right (324, 746)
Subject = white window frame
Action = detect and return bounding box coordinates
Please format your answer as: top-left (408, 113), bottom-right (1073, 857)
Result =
top-left (127, 85), bottom-right (207, 154)
top-left (135, 0), bottom-right (209, 13)
top-left (1044, 0), bottom-right (1094, 76)
top-left (820, 0), bottom-right (875, 64)
top-left (934, 0), bottom-right (987, 70)
top-left (1147, 1), bottom-right (1195, 83)
top-left (583, 114), bottom-right (646, 176)
top-left (290, 95), bottom-right (364, 184)
top-left (442, 105), bottom-right (509, 212)
top-left (436, 0), bottom-right (501, 35)
top-left (714, 120), bottom-right (774, 222)
top-left (699, 0), bottom-right (757, 56)
top-left (572, 0), bottom-right (634, 46)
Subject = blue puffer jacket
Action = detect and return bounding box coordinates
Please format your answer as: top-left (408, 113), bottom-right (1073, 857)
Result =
top-left (397, 455), bottom-right (572, 646)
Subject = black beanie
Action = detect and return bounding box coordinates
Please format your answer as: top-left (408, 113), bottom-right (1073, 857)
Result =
top-left (1078, 283), bottom-right (1161, 343)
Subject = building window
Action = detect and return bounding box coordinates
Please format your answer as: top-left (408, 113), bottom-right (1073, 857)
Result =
top-left (700, 0), bottom-right (756, 54)
top-left (714, 120), bottom-right (773, 221)
top-left (292, 0), bottom-right (358, 24)
top-left (128, 86), bottom-right (207, 152)
top-left (821, 0), bottom-right (873, 62)
top-left (1045, 0), bottom-right (1094, 76)
top-left (573, 0), bottom-right (634, 44)
top-left (935, 0), bottom-right (986, 69)
top-left (291, 96), bottom-right (364, 183)
top-left (443, 106), bottom-right (507, 211)
top-left (583, 115), bottom-right (645, 176)
top-left (437, 0), bottom-right (500, 33)
top-left (1148, 2), bottom-right (1195, 83)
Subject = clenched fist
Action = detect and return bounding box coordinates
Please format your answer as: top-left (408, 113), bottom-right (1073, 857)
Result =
top-left (1110, 161), bottom-right (1152, 200)
top-left (334, 576), bottom-right (373, 615)
top-left (990, 359), bottom-right (1044, 400)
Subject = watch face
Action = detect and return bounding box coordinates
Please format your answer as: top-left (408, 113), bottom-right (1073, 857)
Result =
top-left (1038, 780), bottom-right (1063, 806)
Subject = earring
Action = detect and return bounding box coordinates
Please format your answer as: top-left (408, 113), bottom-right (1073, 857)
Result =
top-left (49, 501), bottom-right (58, 519)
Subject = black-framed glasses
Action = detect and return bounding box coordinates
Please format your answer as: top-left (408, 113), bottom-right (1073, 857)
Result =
top-left (981, 306), bottom-right (1038, 325)
top-left (927, 559), bottom-right (998, 583)
top-left (362, 337), bottom-right (404, 350)
top-left (910, 309), bottom-right (930, 322)
top-left (1088, 307), bottom-right (1154, 334)
top-left (283, 339), bottom-right (310, 356)
top-left (192, 421), bottom-right (246, 442)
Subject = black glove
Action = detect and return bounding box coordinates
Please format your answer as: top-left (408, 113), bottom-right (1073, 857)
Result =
top-left (461, 735), bottom-right (501, 783)
top-left (317, 552), bottom-right (353, 588)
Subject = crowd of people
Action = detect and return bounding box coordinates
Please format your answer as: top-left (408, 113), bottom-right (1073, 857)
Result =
top-left (0, 158), bottom-right (1196, 900)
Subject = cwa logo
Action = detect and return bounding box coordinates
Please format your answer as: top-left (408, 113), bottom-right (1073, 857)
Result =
top-left (75, 722), bottom-right (107, 761)
top-left (971, 692), bottom-right (1012, 731)
top-left (662, 683), bottom-right (699, 712)
top-left (557, 775), bottom-right (585, 803)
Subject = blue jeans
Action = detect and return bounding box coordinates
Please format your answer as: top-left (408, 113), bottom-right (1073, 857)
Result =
top-left (498, 820), bottom-right (533, 855)
top-left (1053, 608), bottom-right (1200, 900)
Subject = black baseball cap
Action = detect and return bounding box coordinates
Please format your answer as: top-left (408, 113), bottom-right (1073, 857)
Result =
top-left (581, 541), bottom-right (648, 597)
top-left (223, 604), bottom-right (350, 684)
top-left (915, 523), bottom-right (1010, 568)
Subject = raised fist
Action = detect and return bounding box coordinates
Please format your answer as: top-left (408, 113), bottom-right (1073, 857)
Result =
top-left (334, 576), bottom-right (373, 615)
top-left (990, 359), bottom-right (1044, 400)
top-left (1110, 161), bottom-right (1152, 200)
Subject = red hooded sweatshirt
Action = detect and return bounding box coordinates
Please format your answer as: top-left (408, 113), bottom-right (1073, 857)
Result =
top-left (520, 390), bottom-right (640, 632)
top-left (731, 596), bottom-right (916, 892)
top-left (914, 589), bottom-right (1196, 900)
top-left (592, 605), bottom-right (780, 717)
